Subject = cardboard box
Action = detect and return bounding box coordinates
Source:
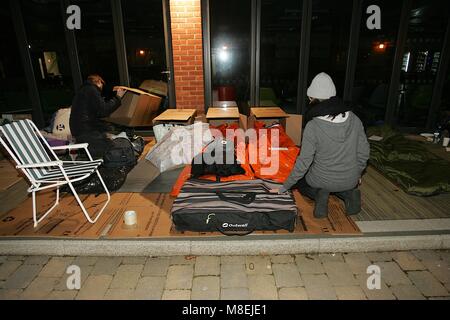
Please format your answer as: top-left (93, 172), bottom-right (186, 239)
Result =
top-left (104, 86), bottom-right (162, 127)
top-left (249, 107), bottom-right (303, 145)
top-left (285, 113), bottom-right (303, 146)
top-left (152, 109), bottom-right (197, 126)
top-left (194, 113), bottom-right (207, 123)
top-left (206, 107), bottom-right (247, 129)
top-left (139, 80), bottom-right (168, 97)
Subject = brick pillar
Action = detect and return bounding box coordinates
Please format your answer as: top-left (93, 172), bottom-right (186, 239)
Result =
top-left (170, 0), bottom-right (205, 111)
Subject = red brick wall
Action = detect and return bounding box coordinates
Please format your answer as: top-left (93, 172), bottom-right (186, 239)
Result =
top-left (170, 0), bottom-right (205, 111)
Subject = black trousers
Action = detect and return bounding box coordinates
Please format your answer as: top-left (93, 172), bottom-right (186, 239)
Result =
top-left (295, 177), bottom-right (319, 200)
top-left (295, 177), bottom-right (357, 201)
top-left (75, 132), bottom-right (113, 159)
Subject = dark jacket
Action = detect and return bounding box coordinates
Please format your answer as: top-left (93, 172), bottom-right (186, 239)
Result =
top-left (70, 81), bottom-right (121, 138)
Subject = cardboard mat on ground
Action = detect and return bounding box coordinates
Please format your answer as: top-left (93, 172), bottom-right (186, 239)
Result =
top-left (0, 160), bottom-right (28, 215)
top-left (0, 188), bottom-right (360, 239)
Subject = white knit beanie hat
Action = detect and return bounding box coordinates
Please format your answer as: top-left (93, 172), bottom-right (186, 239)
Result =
top-left (307, 72), bottom-right (336, 100)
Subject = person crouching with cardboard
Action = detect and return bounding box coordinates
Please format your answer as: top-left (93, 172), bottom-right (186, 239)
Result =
top-left (273, 72), bottom-right (370, 218)
top-left (70, 74), bottom-right (126, 158)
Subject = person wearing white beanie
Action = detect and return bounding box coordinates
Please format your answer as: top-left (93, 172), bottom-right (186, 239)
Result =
top-left (307, 72), bottom-right (337, 100)
top-left (274, 72), bottom-right (370, 219)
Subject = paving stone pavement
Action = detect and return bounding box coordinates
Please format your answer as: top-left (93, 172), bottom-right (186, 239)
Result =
top-left (0, 250), bottom-right (448, 300)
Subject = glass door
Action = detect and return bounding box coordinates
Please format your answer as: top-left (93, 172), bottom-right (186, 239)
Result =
top-left (20, 0), bottom-right (75, 117)
top-left (122, 0), bottom-right (176, 108)
top-left (353, 0), bottom-right (403, 126)
top-left (209, 0), bottom-right (252, 110)
top-left (397, 0), bottom-right (449, 128)
top-left (259, 0), bottom-right (303, 114)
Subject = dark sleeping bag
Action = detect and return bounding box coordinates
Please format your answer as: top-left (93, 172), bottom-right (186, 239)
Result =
top-left (171, 179), bottom-right (298, 235)
top-left (367, 126), bottom-right (450, 196)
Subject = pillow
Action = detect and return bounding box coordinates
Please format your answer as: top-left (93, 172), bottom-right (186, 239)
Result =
top-left (52, 107), bottom-right (72, 140)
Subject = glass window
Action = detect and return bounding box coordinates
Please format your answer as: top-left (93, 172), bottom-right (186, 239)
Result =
top-left (122, 0), bottom-right (167, 89)
top-left (397, 0), bottom-right (449, 128)
top-left (73, 0), bottom-right (120, 95)
top-left (20, 0), bottom-right (74, 117)
top-left (210, 0), bottom-right (252, 108)
top-left (439, 75), bottom-right (450, 132)
top-left (259, 0), bottom-right (302, 114)
top-left (353, 0), bottom-right (403, 126)
top-left (308, 0), bottom-right (352, 99)
top-left (0, 4), bottom-right (32, 114)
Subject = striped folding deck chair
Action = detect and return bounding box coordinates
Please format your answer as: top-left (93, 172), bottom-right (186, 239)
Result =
top-left (0, 119), bottom-right (110, 227)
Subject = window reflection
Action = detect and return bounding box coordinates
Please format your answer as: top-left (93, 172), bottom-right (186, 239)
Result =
top-left (353, 0), bottom-right (402, 126)
top-left (210, 0), bottom-right (251, 108)
top-left (73, 0), bottom-right (120, 96)
top-left (440, 76), bottom-right (450, 132)
top-left (260, 0), bottom-right (302, 113)
top-left (308, 0), bottom-right (352, 101)
top-left (397, 0), bottom-right (449, 128)
top-left (122, 0), bottom-right (167, 89)
top-left (0, 4), bottom-right (31, 113)
top-left (20, 0), bottom-right (74, 116)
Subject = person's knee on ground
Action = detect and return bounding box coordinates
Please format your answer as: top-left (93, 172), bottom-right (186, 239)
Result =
top-left (335, 189), bottom-right (361, 215)
top-left (295, 178), bottom-right (329, 219)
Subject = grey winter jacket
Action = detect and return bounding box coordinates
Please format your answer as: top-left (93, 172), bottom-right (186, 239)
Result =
top-left (280, 111), bottom-right (370, 193)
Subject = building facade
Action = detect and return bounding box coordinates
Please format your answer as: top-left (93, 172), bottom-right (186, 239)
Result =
top-left (1, 0), bottom-right (449, 131)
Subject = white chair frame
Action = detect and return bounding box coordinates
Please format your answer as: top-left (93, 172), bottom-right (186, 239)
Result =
top-left (0, 120), bottom-right (110, 227)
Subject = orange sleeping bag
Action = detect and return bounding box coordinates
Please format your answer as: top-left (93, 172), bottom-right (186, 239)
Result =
top-left (171, 122), bottom-right (300, 196)
top-left (248, 122), bottom-right (300, 183)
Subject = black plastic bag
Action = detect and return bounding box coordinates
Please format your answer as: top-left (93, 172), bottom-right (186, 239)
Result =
top-left (131, 136), bottom-right (145, 156)
top-left (61, 166), bottom-right (129, 194)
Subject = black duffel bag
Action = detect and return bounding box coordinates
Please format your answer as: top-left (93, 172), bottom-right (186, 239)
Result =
top-left (171, 179), bottom-right (298, 235)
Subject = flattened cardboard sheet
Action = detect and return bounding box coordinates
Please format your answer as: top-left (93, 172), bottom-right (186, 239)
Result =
top-left (206, 107), bottom-right (240, 119)
top-left (0, 189), bottom-right (360, 238)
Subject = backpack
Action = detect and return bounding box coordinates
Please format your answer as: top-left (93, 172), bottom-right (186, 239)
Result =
top-left (191, 138), bottom-right (245, 181)
top-left (103, 137), bottom-right (137, 169)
